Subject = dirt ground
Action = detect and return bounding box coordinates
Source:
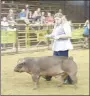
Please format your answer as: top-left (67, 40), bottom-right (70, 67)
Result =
top-left (1, 49), bottom-right (89, 95)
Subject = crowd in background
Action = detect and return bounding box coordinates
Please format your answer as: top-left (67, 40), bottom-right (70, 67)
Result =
top-left (1, 4), bottom-right (89, 35)
top-left (1, 4), bottom-right (66, 31)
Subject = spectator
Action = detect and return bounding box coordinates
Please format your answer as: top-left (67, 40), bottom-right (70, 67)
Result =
top-left (19, 9), bottom-right (26, 20)
top-left (36, 8), bottom-right (41, 21)
top-left (45, 12), bottom-right (54, 25)
top-left (19, 9), bottom-right (30, 24)
top-left (28, 11), bottom-right (33, 23)
top-left (25, 4), bottom-right (29, 19)
top-left (32, 8), bottom-right (41, 23)
top-left (32, 10), bottom-right (41, 24)
top-left (83, 19), bottom-right (89, 48)
top-left (40, 12), bottom-right (46, 24)
top-left (1, 17), bottom-right (9, 50)
top-left (7, 17), bottom-right (16, 31)
top-left (54, 9), bottom-right (63, 18)
top-left (32, 10), bottom-right (38, 23)
top-left (7, 9), bottom-right (15, 20)
top-left (1, 17), bottom-right (9, 30)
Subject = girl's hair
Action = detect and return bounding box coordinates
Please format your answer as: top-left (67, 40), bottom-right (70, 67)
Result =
top-left (85, 20), bottom-right (89, 24)
top-left (84, 20), bottom-right (89, 26)
top-left (61, 15), bottom-right (67, 23)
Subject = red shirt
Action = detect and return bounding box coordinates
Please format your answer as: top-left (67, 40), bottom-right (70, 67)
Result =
top-left (45, 16), bottom-right (54, 23)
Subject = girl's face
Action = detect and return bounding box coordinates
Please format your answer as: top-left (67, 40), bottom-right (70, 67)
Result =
top-left (55, 17), bottom-right (62, 24)
top-left (22, 9), bottom-right (25, 12)
top-left (47, 13), bottom-right (51, 16)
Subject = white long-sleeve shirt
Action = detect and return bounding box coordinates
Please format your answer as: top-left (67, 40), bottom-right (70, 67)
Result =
top-left (1, 21), bottom-right (9, 27)
top-left (49, 22), bottom-right (73, 51)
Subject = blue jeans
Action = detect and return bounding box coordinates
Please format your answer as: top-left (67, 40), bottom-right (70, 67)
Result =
top-left (53, 50), bottom-right (68, 56)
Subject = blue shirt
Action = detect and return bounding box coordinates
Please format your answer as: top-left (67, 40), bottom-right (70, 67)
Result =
top-left (83, 26), bottom-right (89, 35)
top-left (19, 12), bottom-right (26, 18)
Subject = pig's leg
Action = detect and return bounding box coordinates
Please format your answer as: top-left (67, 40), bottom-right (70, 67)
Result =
top-left (32, 74), bottom-right (40, 90)
top-left (57, 75), bottom-right (64, 87)
top-left (57, 73), bottom-right (68, 87)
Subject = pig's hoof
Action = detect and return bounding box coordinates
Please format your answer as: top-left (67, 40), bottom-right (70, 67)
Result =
top-left (33, 87), bottom-right (37, 90)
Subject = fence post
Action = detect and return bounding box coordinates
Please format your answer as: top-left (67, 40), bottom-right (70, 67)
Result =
top-left (47, 25), bottom-right (51, 49)
top-left (25, 25), bottom-right (30, 48)
top-left (79, 24), bottom-right (81, 29)
top-left (15, 29), bottom-right (18, 53)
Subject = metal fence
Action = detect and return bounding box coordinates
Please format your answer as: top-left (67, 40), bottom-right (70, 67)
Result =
top-left (1, 23), bottom-right (85, 54)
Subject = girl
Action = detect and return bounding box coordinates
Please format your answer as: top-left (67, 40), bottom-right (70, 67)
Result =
top-left (45, 16), bottom-right (73, 84)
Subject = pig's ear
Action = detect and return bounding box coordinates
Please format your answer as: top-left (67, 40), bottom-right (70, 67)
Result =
top-left (69, 56), bottom-right (73, 60)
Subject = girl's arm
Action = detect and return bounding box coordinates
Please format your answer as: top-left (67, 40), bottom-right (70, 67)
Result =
top-left (54, 23), bottom-right (72, 40)
top-left (45, 28), bottom-right (56, 38)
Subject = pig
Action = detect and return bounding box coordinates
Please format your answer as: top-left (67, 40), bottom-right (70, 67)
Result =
top-left (14, 56), bottom-right (78, 89)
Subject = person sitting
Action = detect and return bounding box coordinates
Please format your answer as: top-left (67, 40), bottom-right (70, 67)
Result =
top-left (32, 11), bottom-right (38, 23)
top-left (54, 9), bottom-right (63, 18)
top-left (36, 8), bottom-right (41, 22)
top-left (45, 12), bottom-right (54, 25)
top-left (19, 9), bottom-right (26, 20)
top-left (19, 9), bottom-right (30, 24)
top-left (32, 8), bottom-right (41, 24)
top-left (7, 9), bottom-right (15, 20)
top-left (8, 17), bottom-right (16, 31)
top-left (1, 17), bottom-right (9, 30)
top-left (40, 12), bottom-right (46, 24)
top-left (28, 11), bottom-right (33, 23)
top-left (25, 4), bottom-right (29, 19)
top-left (1, 17), bottom-right (9, 50)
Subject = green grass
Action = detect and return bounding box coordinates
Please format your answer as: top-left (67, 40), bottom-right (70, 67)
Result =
top-left (1, 49), bottom-right (89, 95)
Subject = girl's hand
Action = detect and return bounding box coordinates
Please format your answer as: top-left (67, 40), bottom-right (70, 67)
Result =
top-left (54, 36), bottom-right (60, 40)
top-left (45, 34), bottom-right (50, 38)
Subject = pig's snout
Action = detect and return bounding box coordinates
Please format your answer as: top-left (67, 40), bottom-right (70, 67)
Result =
top-left (14, 67), bottom-right (19, 72)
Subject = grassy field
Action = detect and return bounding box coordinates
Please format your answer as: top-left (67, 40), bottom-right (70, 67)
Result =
top-left (1, 49), bottom-right (89, 95)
